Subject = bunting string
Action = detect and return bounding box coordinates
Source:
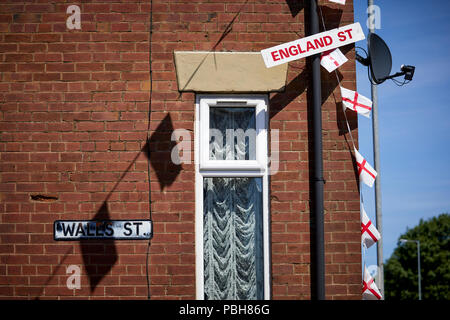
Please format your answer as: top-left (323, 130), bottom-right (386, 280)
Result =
top-left (318, 2), bottom-right (358, 152)
top-left (318, 0), bottom-right (382, 300)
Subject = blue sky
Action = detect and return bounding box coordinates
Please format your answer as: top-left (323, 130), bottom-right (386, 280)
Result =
top-left (353, 0), bottom-right (450, 270)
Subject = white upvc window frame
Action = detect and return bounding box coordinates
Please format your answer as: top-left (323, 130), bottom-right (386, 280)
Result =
top-left (195, 94), bottom-right (271, 300)
top-left (199, 95), bottom-right (267, 173)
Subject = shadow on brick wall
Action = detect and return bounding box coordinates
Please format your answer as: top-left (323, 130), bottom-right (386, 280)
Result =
top-left (269, 59), bottom-right (346, 120)
top-left (148, 113), bottom-right (181, 191)
top-left (80, 202), bottom-right (117, 292)
top-left (37, 113), bottom-right (180, 295)
top-left (269, 67), bottom-right (309, 119)
top-left (80, 113), bottom-right (181, 292)
top-left (286, 0), bottom-right (305, 18)
top-left (176, 0), bottom-right (249, 93)
top-left (318, 5), bottom-right (344, 31)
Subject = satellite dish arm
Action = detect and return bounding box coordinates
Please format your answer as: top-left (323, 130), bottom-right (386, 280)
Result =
top-left (355, 53), bottom-right (370, 66)
top-left (380, 71), bottom-right (406, 81)
top-left (380, 65), bottom-right (415, 82)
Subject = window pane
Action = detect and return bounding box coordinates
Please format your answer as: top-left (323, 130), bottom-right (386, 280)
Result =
top-left (209, 107), bottom-right (256, 161)
top-left (203, 177), bottom-right (264, 300)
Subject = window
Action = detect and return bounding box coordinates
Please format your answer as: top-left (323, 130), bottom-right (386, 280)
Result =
top-left (195, 95), bottom-right (270, 300)
top-left (199, 96), bottom-right (267, 172)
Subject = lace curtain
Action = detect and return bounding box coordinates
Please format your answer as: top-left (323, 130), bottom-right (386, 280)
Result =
top-left (209, 107), bottom-right (256, 161)
top-left (203, 107), bottom-right (263, 300)
top-left (203, 177), bottom-right (263, 300)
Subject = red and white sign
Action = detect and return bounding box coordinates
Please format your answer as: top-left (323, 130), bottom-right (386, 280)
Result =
top-left (361, 206), bottom-right (381, 249)
top-left (329, 0), bottom-right (346, 5)
top-left (354, 148), bottom-right (377, 188)
top-left (261, 22), bottom-right (365, 68)
top-left (341, 86), bottom-right (373, 118)
top-left (320, 48), bottom-right (348, 72)
top-left (363, 267), bottom-right (382, 300)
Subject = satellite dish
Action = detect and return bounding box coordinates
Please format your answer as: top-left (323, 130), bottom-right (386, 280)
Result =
top-left (356, 33), bottom-right (415, 85)
top-left (367, 33), bottom-right (392, 84)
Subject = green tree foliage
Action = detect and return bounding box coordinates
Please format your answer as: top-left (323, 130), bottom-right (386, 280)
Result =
top-left (384, 213), bottom-right (449, 300)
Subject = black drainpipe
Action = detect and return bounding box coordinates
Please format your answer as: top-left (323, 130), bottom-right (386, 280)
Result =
top-left (308, 0), bottom-right (325, 300)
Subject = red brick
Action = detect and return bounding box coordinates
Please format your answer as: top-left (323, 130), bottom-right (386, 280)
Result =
top-left (105, 63), bottom-right (133, 71)
top-left (93, 92), bottom-right (121, 102)
top-left (34, 53), bottom-right (62, 62)
top-left (32, 73), bottom-right (61, 82)
top-left (5, 53), bottom-right (32, 62)
top-left (32, 33), bottom-right (60, 42)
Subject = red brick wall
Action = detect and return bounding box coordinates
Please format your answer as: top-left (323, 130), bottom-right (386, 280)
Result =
top-left (0, 0), bottom-right (361, 299)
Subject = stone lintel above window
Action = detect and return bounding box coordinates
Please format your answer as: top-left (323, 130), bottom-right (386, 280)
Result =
top-left (174, 51), bottom-right (288, 93)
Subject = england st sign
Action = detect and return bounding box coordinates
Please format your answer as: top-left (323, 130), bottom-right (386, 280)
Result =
top-left (261, 22), bottom-right (365, 68)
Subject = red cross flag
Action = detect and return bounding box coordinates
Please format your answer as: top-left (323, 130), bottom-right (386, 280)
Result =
top-left (329, 0), bottom-right (346, 4)
top-left (354, 148), bottom-right (377, 188)
top-left (340, 86), bottom-right (373, 118)
top-left (361, 205), bottom-right (381, 249)
top-left (320, 48), bottom-right (348, 72)
top-left (363, 267), bottom-right (382, 300)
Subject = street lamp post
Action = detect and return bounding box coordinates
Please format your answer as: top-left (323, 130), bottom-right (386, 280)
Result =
top-left (400, 239), bottom-right (422, 300)
top-left (367, 0), bottom-right (384, 298)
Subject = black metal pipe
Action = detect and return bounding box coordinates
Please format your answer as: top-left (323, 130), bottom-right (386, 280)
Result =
top-left (308, 0), bottom-right (325, 300)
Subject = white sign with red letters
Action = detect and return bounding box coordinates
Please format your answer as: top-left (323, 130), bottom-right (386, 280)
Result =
top-left (261, 22), bottom-right (365, 68)
top-left (329, 0), bottom-right (346, 5)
